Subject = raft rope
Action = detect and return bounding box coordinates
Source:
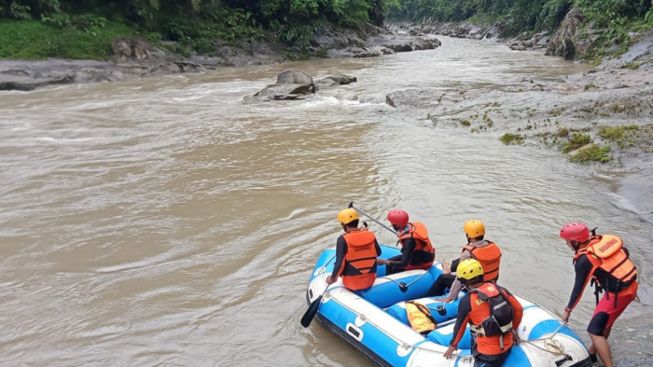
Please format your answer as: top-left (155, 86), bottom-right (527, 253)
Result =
top-left (516, 322), bottom-right (571, 358)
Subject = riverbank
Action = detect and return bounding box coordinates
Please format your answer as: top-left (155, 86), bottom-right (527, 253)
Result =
top-left (376, 26), bottom-right (653, 223)
top-left (0, 23), bottom-right (441, 91)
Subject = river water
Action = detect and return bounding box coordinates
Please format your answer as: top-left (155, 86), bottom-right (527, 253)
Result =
top-left (1, 37), bottom-right (651, 366)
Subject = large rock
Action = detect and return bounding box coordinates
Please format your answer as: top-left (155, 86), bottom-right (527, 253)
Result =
top-left (315, 74), bottom-right (357, 89)
top-left (546, 8), bottom-right (595, 60)
top-left (385, 89), bottom-right (444, 108)
top-left (111, 37), bottom-right (152, 62)
top-left (244, 69), bottom-right (316, 103)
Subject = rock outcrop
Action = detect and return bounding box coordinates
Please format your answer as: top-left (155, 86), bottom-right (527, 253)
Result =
top-left (244, 69), bottom-right (316, 103)
top-left (545, 8), bottom-right (594, 60)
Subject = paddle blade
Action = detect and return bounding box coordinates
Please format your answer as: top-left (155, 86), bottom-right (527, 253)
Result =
top-left (300, 295), bottom-right (323, 328)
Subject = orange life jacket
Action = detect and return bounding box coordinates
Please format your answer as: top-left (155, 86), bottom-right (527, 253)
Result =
top-left (468, 282), bottom-right (515, 355)
top-left (399, 222), bottom-right (435, 270)
top-left (463, 241), bottom-right (501, 282)
top-left (574, 234), bottom-right (637, 292)
top-left (341, 229), bottom-right (378, 291)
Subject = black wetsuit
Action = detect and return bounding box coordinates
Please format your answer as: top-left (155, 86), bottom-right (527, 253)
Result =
top-left (385, 237), bottom-right (434, 274)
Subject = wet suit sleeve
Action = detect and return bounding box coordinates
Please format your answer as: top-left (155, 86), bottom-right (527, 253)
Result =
top-left (375, 239), bottom-right (381, 256)
top-left (388, 238), bottom-right (416, 267)
top-left (331, 236), bottom-right (348, 280)
top-left (446, 249), bottom-right (472, 300)
top-left (450, 293), bottom-right (472, 348)
top-left (567, 254), bottom-right (594, 311)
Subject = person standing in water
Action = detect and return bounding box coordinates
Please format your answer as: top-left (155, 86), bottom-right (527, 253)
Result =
top-left (559, 222), bottom-right (638, 367)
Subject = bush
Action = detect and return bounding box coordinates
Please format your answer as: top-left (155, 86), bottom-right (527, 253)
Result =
top-left (500, 133), bottom-right (524, 145)
top-left (562, 132), bottom-right (592, 153)
top-left (570, 144), bottom-right (612, 163)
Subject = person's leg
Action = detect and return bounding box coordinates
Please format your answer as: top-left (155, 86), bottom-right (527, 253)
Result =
top-left (587, 284), bottom-right (637, 367)
top-left (427, 273), bottom-right (456, 296)
top-left (385, 255), bottom-right (403, 275)
top-left (588, 333), bottom-right (613, 367)
top-left (473, 349), bottom-right (511, 367)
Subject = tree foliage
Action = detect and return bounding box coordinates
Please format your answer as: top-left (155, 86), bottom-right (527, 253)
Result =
top-left (0, 0), bottom-right (389, 50)
top-left (388, 0), bottom-right (652, 35)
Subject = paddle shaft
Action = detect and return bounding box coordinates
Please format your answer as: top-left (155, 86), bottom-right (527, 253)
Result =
top-left (348, 202), bottom-right (397, 235)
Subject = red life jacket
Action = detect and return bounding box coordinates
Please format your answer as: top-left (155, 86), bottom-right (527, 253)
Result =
top-left (463, 241), bottom-right (501, 282)
top-left (341, 229), bottom-right (378, 291)
top-left (574, 234), bottom-right (637, 292)
top-left (468, 282), bottom-right (515, 355)
top-left (399, 222), bottom-right (435, 270)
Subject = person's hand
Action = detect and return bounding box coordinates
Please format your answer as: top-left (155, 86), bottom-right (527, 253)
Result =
top-left (377, 259), bottom-right (389, 265)
top-left (442, 260), bottom-right (451, 274)
top-left (562, 307), bottom-right (571, 323)
top-left (325, 276), bottom-right (336, 285)
top-left (513, 330), bottom-right (521, 344)
top-left (443, 345), bottom-right (456, 359)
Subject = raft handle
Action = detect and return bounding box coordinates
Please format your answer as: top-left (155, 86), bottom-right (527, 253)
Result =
top-left (346, 323), bottom-right (364, 342)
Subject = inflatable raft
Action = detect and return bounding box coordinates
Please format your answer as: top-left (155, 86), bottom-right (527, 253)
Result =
top-left (305, 245), bottom-right (592, 367)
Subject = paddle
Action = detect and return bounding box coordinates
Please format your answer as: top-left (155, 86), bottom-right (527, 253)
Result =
top-left (300, 284), bottom-right (330, 328)
top-left (348, 202), bottom-right (397, 235)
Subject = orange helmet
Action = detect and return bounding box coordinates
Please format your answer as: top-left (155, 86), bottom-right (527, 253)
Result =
top-left (337, 208), bottom-right (359, 226)
top-left (463, 219), bottom-right (485, 238)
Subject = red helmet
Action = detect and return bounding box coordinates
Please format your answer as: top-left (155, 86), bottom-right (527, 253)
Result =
top-left (560, 222), bottom-right (590, 243)
top-left (387, 209), bottom-right (409, 227)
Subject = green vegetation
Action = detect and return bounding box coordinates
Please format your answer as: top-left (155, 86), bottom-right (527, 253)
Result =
top-left (388, 0), bottom-right (653, 40)
top-left (500, 133), bottom-right (524, 145)
top-left (562, 132), bottom-right (591, 152)
top-left (556, 127), bottom-right (569, 137)
top-left (599, 124), bottom-right (639, 148)
top-left (0, 0), bottom-right (389, 59)
top-left (0, 19), bottom-right (135, 59)
top-left (570, 144), bottom-right (612, 163)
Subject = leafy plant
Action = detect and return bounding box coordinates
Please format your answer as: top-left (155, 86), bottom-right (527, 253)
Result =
top-left (500, 133), bottom-right (524, 145)
top-left (562, 132), bottom-right (592, 153)
top-left (570, 144), bottom-right (612, 163)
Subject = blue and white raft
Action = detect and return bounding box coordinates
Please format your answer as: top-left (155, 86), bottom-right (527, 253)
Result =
top-left (305, 245), bottom-right (592, 367)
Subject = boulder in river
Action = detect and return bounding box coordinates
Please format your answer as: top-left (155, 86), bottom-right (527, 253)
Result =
top-left (244, 69), bottom-right (316, 103)
top-left (315, 74), bottom-right (357, 89)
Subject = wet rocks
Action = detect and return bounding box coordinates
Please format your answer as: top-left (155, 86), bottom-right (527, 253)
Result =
top-left (385, 89), bottom-right (443, 108)
top-left (508, 31), bottom-right (550, 51)
top-left (315, 74), bottom-right (357, 89)
top-left (244, 69), bottom-right (317, 103)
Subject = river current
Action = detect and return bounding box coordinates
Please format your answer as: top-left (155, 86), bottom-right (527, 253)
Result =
top-left (0, 36), bottom-right (651, 366)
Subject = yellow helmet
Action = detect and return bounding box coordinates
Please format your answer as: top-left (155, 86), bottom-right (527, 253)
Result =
top-left (337, 208), bottom-right (359, 225)
top-left (457, 258), bottom-right (484, 281)
top-left (463, 219), bottom-right (485, 238)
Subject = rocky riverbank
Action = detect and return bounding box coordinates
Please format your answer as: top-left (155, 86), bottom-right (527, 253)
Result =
top-left (0, 23), bottom-right (440, 92)
top-left (382, 26), bottom-right (653, 223)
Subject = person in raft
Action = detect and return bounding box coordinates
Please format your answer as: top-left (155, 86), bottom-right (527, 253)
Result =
top-left (559, 222), bottom-right (638, 367)
top-left (444, 259), bottom-right (523, 367)
top-left (428, 219), bottom-right (502, 302)
top-left (376, 209), bottom-right (435, 275)
top-left (326, 208), bottom-right (382, 291)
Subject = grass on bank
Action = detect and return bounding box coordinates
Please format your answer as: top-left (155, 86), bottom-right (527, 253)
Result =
top-left (570, 144), bottom-right (612, 163)
top-left (500, 133), bottom-right (524, 145)
top-left (598, 125), bottom-right (639, 148)
top-left (561, 132), bottom-right (592, 153)
top-left (0, 19), bottom-right (135, 60)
